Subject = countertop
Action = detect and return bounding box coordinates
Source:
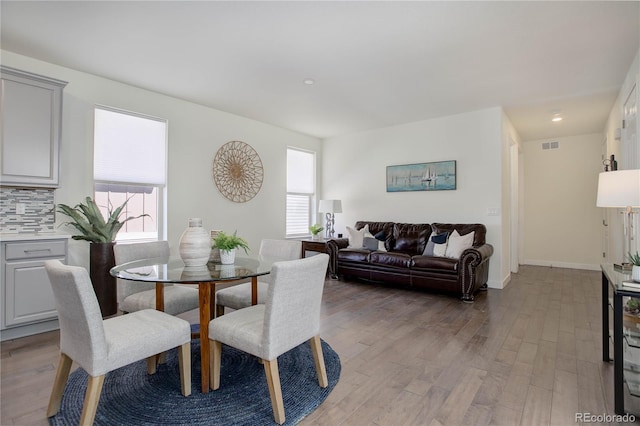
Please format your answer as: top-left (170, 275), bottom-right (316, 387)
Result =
top-left (0, 232), bottom-right (72, 242)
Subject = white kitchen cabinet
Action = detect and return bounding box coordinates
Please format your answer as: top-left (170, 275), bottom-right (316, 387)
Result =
top-left (1, 237), bottom-right (68, 340)
top-left (0, 66), bottom-right (67, 188)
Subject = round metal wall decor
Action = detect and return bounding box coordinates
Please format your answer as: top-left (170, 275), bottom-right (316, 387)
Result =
top-left (212, 140), bottom-right (263, 203)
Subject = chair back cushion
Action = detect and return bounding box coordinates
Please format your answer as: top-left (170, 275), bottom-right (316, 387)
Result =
top-left (262, 254), bottom-right (329, 360)
top-left (114, 241), bottom-right (170, 303)
top-left (44, 260), bottom-right (108, 373)
top-left (258, 239), bottom-right (302, 285)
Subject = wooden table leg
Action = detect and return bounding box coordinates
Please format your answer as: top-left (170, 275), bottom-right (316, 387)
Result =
top-left (199, 282), bottom-right (211, 393)
top-left (251, 277), bottom-right (258, 305)
top-left (155, 283), bottom-right (164, 311)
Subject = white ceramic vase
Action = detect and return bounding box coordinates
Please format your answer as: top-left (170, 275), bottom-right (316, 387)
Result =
top-left (633, 265), bottom-right (640, 283)
top-left (179, 218), bottom-right (211, 267)
top-left (219, 248), bottom-right (236, 265)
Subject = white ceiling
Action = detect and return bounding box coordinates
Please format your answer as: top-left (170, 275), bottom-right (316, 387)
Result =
top-left (1, 1), bottom-right (638, 141)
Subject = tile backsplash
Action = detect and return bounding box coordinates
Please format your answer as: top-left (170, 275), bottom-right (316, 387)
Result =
top-left (0, 188), bottom-right (56, 233)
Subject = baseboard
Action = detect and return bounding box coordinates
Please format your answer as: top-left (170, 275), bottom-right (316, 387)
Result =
top-left (487, 274), bottom-right (510, 290)
top-left (521, 259), bottom-right (600, 271)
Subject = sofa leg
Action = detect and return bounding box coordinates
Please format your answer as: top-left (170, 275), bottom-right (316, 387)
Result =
top-left (330, 274), bottom-right (339, 280)
top-left (461, 294), bottom-right (475, 303)
top-left (479, 283), bottom-right (488, 291)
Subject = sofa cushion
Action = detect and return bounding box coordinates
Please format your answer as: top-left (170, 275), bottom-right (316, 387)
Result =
top-left (432, 223), bottom-right (486, 246)
top-left (370, 251), bottom-right (412, 268)
top-left (445, 229), bottom-right (475, 259)
top-left (391, 223), bottom-right (432, 254)
top-left (337, 248), bottom-right (372, 263)
top-left (412, 255), bottom-right (458, 272)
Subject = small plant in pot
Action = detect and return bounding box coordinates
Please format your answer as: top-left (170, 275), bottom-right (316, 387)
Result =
top-left (309, 223), bottom-right (324, 240)
top-left (628, 252), bottom-right (640, 282)
top-left (213, 231), bottom-right (250, 264)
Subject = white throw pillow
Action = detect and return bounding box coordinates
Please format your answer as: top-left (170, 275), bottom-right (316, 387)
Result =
top-left (445, 229), bottom-right (475, 259)
top-left (433, 242), bottom-right (448, 257)
top-left (346, 225), bottom-right (369, 248)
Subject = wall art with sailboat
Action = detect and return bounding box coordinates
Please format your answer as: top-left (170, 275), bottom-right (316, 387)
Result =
top-left (386, 160), bottom-right (456, 192)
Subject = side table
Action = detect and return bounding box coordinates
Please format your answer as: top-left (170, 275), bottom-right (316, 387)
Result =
top-left (300, 239), bottom-right (328, 258)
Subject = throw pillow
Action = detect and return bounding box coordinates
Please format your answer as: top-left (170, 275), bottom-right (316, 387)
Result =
top-left (363, 237), bottom-right (379, 251)
top-left (346, 224), bottom-right (369, 248)
top-left (444, 229), bottom-right (475, 259)
top-left (433, 242), bottom-right (448, 257)
top-left (422, 232), bottom-right (449, 256)
top-left (371, 230), bottom-right (387, 252)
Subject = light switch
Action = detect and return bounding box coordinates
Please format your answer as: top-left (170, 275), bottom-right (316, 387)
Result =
top-left (16, 203), bottom-right (26, 215)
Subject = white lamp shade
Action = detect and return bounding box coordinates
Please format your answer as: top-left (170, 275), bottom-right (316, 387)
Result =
top-left (318, 199), bottom-right (342, 213)
top-left (596, 170), bottom-right (640, 207)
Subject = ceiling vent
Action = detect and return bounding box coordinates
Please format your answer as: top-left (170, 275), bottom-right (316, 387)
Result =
top-left (542, 141), bottom-right (559, 150)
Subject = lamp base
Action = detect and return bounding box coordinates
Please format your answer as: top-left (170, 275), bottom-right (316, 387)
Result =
top-left (615, 263), bottom-right (633, 272)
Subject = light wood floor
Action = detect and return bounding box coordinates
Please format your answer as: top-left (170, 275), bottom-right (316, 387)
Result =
top-left (0, 266), bottom-right (629, 425)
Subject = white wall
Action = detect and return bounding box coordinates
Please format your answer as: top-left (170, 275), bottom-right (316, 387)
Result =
top-left (522, 133), bottom-right (603, 270)
top-left (321, 107), bottom-right (507, 288)
top-left (2, 51), bottom-right (322, 269)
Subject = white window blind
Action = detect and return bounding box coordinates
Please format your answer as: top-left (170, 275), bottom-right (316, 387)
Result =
top-left (286, 148), bottom-right (315, 237)
top-left (94, 107), bottom-right (167, 185)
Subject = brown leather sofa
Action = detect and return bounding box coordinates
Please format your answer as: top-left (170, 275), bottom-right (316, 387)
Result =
top-left (326, 221), bottom-right (494, 302)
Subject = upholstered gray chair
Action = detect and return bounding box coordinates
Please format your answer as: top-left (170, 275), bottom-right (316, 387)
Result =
top-left (44, 260), bottom-right (191, 425)
top-left (209, 253), bottom-right (329, 425)
top-left (215, 239), bottom-right (302, 316)
top-left (114, 241), bottom-right (199, 315)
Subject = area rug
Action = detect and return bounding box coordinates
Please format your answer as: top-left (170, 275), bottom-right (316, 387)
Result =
top-left (49, 339), bottom-right (340, 425)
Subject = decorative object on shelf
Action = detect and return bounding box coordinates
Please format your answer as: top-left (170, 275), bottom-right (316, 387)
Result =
top-left (629, 252), bottom-right (640, 283)
top-left (56, 196), bottom-right (147, 317)
top-left (319, 200), bottom-right (342, 239)
top-left (596, 169), bottom-right (640, 269)
top-left (309, 223), bottom-right (324, 241)
top-left (625, 297), bottom-right (640, 322)
top-left (179, 218), bottom-right (211, 267)
top-left (213, 230), bottom-right (250, 265)
top-left (386, 160), bottom-right (457, 192)
top-left (209, 230), bottom-right (221, 262)
top-left (212, 140), bottom-right (264, 203)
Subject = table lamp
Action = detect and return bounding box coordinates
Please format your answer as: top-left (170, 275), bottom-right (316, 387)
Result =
top-left (318, 199), bottom-right (342, 239)
top-left (596, 169), bottom-right (640, 269)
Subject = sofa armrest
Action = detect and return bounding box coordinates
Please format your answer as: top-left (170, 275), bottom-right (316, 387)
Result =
top-left (458, 243), bottom-right (494, 301)
top-left (326, 238), bottom-right (349, 278)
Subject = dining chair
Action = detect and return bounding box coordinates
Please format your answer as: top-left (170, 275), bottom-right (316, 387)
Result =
top-left (114, 241), bottom-right (199, 315)
top-left (209, 253), bottom-right (329, 424)
top-left (44, 260), bottom-right (191, 425)
top-left (215, 239), bottom-right (302, 316)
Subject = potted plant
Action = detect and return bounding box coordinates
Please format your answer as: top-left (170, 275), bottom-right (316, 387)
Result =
top-left (56, 196), bottom-right (147, 316)
top-left (629, 252), bottom-right (640, 283)
top-left (213, 230), bottom-right (250, 264)
top-left (309, 223), bottom-right (324, 240)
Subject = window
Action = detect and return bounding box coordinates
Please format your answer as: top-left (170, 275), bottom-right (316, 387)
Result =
top-left (286, 148), bottom-right (315, 238)
top-left (93, 106), bottom-right (167, 241)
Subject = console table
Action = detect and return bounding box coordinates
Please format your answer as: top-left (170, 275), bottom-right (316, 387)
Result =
top-left (601, 264), bottom-right (638, 415)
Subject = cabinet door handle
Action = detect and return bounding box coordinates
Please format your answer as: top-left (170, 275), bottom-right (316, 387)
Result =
top-left (23, 248), bottom-right (52, 254)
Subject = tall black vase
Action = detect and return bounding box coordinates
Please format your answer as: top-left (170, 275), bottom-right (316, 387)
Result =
top-left (90, 242), bottom-right (117, 317)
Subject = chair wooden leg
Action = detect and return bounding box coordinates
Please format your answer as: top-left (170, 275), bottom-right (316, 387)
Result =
top-left (79, 375), bottom-right (105, 426)
top-left (158, 352), bottom-right (167, 365)
top-left (309, 335), bottom-right (328, 388)
top-left (210, 340), bottom-right (222, 390)
top-left (216, 304), bottom-right (224, 317)
top-left (178, 342), bottom-right (191, 396)
top-left (147, 356), bottom-right (157, 374)
top-left (263, 358), bottom-right (285, 425)
top-left (47, 353), bottom-right (73, 417)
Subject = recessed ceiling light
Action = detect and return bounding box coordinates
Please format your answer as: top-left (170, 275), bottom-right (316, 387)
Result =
top-left (303, 78), bottom-right (315, 85)
top-left (552, 116), bottom-right (563, 122)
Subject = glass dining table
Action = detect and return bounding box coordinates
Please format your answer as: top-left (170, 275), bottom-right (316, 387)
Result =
top-left (110, 255), bottom-right (276, 393)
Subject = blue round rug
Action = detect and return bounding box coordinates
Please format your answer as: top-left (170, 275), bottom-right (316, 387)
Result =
top-left (49, 339), bottom-right (340, 425)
